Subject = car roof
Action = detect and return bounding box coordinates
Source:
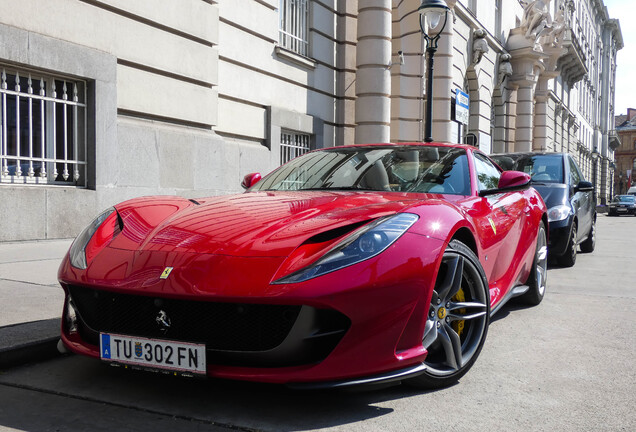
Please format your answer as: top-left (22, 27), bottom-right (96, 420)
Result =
top-left (491, 152), bottom-right (566, 158)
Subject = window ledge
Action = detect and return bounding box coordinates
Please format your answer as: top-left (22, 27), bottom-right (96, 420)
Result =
top-left (274, 46), bottom-right (316, 70)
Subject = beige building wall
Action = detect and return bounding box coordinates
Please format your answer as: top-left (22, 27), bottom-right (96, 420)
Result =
top-left (0, 0), bottom-right (347, 241)
top-left (0, 0), bottom-right (623, 241)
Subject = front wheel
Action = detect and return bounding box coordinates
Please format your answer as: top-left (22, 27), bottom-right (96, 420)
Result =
top-left (521, 221), bottom-right (547, 305)
top-left (557, 222), bottom-right (577, 267)
top-left (580, 217), bottom-right (596, 253)
top-left (407, 240), bottom-right (490, 389)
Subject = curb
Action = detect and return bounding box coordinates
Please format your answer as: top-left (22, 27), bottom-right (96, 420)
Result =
top-left (0, 318), bottom-right (63, 369)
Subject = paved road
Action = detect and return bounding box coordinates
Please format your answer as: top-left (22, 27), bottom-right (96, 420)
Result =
top-left (1, 215), bottom-right (634, 432)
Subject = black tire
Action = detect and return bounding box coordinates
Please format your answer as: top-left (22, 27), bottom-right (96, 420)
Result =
top-left (521, 221), bottom-right (547, 305)
top-left (406, 240), bottom-right (490, 389)
top-left (580, 217), bottom-right (596, 253)
top-left (557, 221), bottom-right (577, 267)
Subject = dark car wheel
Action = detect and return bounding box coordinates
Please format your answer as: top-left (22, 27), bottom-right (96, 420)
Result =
top-left (557, 221), bottom-right (577, 267)
top-left (521, 222), bottom-right (547, 305)
top-left (580, 217), bottom-right (596, 253)
top-left (407, 240), bottom-right (490, 389)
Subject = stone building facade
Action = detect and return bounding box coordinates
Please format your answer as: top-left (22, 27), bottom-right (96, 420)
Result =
top-left (614, 109), bottom-right (636, 195)
top-left (0, 0), bottom-right (342, 241)
top-left (0, 0), bottom-right (623, 241)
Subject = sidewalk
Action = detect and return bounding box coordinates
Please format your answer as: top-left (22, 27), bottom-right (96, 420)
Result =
top-left (0, 238), bottom-right (72, 368)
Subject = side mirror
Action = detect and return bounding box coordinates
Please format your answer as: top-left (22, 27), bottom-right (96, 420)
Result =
top-left (241, 173), bottom-right (262, 190)
top-left (575, 180), bottom-right (594, 193)
top-left (479, 171), bottom-right (531, 197)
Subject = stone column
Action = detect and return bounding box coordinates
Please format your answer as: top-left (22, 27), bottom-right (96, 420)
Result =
top-left (507, 28), bottom-right (547, 152)
top-left (504, 86), bottom-right (518, 152)
top-left (355, 0), bottom-right (392, 144)
top-left (392, 0), bottom-right (424, 142)
top-left (554, 105), bottom-right (563, 152)
top-left (600, 159), bottom-right (608, 205)
top-left (533, 76), bottom-right (556, 152)
top-left (492, 93), bottom-right (507, 153)
top-left (567, 114), bottom-right (578, 158)
top-left (336, 0), bottom-right (359, 146)
top-left (514, 81), bottom-right (537, 152)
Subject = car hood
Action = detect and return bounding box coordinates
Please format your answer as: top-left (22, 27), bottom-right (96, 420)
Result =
top-left (531, 183), bottom-right (568, 208)
top-left (110, 191), bottom-right (422, 258)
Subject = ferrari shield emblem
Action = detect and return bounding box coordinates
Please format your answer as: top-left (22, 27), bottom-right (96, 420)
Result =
top-left (160, 267), bottom-right (173, 279)
top-left (488, 217), bottom-right (497, 234)
top-left (134, 342), bottom-right (142, 357)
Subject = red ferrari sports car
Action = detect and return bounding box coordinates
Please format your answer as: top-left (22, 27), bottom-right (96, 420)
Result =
top-left (58, 143), bottom-right (547, 389)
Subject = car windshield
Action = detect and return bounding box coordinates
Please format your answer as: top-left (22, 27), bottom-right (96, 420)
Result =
top-left (491, 154), bottom-right (563, 183)
top-left (252, 145), bottom-right (471, 195)
top-left (615, 195), bottom-right (635, 203)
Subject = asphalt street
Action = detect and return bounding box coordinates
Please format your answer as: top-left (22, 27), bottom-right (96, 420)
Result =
top-left (0, 215), bottom-right (634, 432)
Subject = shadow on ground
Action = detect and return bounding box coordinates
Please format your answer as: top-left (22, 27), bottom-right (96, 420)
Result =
top-left (0, 353), bottom-right (448, 432)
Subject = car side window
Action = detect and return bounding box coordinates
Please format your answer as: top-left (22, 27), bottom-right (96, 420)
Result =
top-left (568, 156), bottom-right (582, 186)
top-left (474, 153), bottom-right (501, 191)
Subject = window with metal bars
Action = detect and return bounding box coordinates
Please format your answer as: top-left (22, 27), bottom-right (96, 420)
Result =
top-left (280, 130), bottom-right (311, 165)
top-left (0, 66), bottom-right (87, 186)
top-left (279, 0), bottom-right (309, 57)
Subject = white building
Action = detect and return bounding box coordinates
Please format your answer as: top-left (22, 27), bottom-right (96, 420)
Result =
top-left (0, 0), bottom-right (622, 241)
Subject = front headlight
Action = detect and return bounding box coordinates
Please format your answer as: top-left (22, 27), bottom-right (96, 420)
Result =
top-left (69, 207), bottom-right (120, 269)
top-left (274, 213), bottom-right (419, 284)
top-left (547, 205), bottom-right (571, 222)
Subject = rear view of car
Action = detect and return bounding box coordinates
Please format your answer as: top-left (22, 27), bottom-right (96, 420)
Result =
top-left (491, 152), bottom-right (596, 267)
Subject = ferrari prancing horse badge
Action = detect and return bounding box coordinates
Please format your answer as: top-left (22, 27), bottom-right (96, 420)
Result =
top-left (160, 267), bottom-right (173, 279)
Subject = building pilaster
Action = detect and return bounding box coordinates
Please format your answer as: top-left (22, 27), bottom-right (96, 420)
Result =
top-left (355, 0), bottom-right (392, 144)
top-left (507, 29), bottom-right (546, 153)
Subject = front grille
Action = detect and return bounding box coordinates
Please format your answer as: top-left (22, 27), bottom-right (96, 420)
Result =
top-left (68, 285), bottom-right (350, 367)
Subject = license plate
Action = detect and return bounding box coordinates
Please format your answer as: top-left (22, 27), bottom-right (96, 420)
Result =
top-left (100, 333), bottom-right (206, 375)
top-left (618, 208), bottom-right (627, 212)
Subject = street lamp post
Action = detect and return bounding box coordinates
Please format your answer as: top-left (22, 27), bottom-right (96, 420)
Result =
top-left (591, 148), bottom-right (599, 203)
top-left (418, 0), bottom-right (449, 143)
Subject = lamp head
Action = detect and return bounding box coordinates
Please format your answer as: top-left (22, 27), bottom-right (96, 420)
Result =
top-left (418, 0), bottom-right (450, 38)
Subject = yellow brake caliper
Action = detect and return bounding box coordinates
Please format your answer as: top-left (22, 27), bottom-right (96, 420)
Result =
top-left (451, 288), bottom-right (466, 337)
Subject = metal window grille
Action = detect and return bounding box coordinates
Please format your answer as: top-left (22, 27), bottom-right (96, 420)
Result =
top-left (0, 65), bottom-right (87, 186)
top-left (279, 130), bottom-right (311, 190)
top-left (279, 0), bottom-right (309, 56)
top-left (280, 130), bottom-right (311, 165)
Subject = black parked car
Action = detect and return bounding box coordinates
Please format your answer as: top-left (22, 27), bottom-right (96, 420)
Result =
top-left (608, 195), bottom-right (636, 216)
top-left (491, 152), bottom-right (595, 267)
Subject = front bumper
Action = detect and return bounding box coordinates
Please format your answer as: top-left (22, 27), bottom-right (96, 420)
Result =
top-left (547, 217), bottom-right (573, 257)
top-left (59, 232), bottom-right (445, 385)
top-left (609, 205), bottom-right (636, 215)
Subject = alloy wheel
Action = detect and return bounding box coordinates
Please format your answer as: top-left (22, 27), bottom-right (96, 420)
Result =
top-left (535, 225), bottom-right (548, 296)
top-left (421, 245), bottom-right (489, 378)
